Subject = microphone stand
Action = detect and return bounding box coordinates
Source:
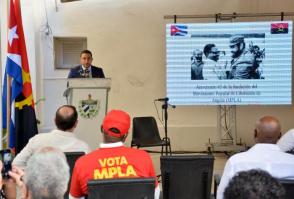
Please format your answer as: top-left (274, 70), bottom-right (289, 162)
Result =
top-left (63, 81), bottom-right (70, 105)
top-left (162, 99), bottom-right (171, 156)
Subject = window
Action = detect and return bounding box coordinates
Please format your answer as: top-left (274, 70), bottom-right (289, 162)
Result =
top-left (54, 37), bottom-right (87, 69)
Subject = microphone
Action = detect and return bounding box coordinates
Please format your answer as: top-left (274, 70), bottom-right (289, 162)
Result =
top-left (170, 104), bottom-right (176, 108)
top-left (155, 97), bottom-right (169, 102)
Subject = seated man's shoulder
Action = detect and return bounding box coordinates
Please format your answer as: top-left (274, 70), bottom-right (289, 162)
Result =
top-left (78, 139), bottom-right (90, 146)
top-left (280, 150), bottom-right (294, 158)
top-left (74, 139), bottom-right (90, 152)
top-left (78, 149), bottom-right (101, 160)
top-left (36, 131), bottom-right (63, 139)
top-left (74, 151), bottom-right (93, 166)
top-left (30, 132), bottom-right (49, 140)
top-left (76, 148), bottom-right (151, 161)
top-left (226, 151), bottom-right (249, 163)
top-left (284, 129), bottom-right (294, 138)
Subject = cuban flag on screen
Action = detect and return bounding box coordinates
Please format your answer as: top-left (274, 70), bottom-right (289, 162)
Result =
top-left (2, 0), bottom-right (38, 153)
top-left (170, 25), bottom-right (188, 36)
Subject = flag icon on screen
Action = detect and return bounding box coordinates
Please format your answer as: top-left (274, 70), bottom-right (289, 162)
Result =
top-left (271, 23), bottom-right (288, 34)
top-left (170, 25), bottom-right (188, 36)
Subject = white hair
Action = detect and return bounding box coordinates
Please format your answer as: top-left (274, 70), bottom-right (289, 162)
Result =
top-left (24, 147), bottom-right (70, 199)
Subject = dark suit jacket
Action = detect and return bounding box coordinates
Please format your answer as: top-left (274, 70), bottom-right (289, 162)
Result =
top-left (68, 65), bottom-right (105, 78)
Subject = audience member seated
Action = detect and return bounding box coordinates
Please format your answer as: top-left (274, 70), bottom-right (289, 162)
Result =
top-left (69, 110), bottom-right (160, 199)
top-left (4, 147), bottom-right (70, 199)
top-left (13, 105), bottom-right (90, 169)
top-left (277, 128), bottom-right (294, 153)
top-left (224, 169), bottom-right (285, 199)
top-left (217, 115), bottom-right (294, 199)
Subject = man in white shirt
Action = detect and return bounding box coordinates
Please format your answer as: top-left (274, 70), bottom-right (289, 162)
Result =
top-left (217, 115), bottom-right (294, 199)
top-left (13, 105), bottom-right (90, 169)
top-left (277, 128), bottom-right (294, 152)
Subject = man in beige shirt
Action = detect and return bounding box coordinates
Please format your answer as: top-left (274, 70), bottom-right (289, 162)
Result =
top-left (13, 105), bottom-right (90, 169)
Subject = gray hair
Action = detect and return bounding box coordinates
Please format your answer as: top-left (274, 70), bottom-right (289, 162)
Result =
top-left (24, 147), bottom-right (70, 199)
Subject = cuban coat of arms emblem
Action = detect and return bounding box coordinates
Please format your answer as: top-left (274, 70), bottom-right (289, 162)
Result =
top-left (78, 94), bottom-right (100, 119)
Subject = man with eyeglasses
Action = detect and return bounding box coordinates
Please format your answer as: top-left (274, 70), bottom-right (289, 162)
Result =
top-left (203, 43), bottom-right (228, 80)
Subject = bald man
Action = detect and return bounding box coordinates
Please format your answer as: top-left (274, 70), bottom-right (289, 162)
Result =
top-left (217, 116), bottom-right (294, 199)
top-left (13, 105), bottom-right (90, 169)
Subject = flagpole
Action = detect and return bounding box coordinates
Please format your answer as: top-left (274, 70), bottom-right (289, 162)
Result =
top-left (6, 75), bottom-right (11, 148)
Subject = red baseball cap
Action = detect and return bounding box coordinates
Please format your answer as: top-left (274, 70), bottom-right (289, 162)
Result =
top-left (102, 110), bottom-right (131, 138)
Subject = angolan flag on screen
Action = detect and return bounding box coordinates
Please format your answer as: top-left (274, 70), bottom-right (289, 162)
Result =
top-left (170, 25), bottom-right (188, 36)
top-left (271, 23), bottom-right (288, 34)
top-left (2, 0), bottom-right (38, 154)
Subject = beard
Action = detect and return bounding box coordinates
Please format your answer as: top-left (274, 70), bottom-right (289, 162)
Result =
top-left (231, 50), bottom-right (242, 58)
top-left (196, 57), bottom-right (202, 62)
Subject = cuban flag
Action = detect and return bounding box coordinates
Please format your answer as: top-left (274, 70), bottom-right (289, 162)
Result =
top-left (170, 25), bottom-right (188, 36)
top-left (2, 0), bottom-right (38, 153)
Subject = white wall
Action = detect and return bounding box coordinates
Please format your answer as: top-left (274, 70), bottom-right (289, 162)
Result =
top-left (3, 0), bottom-right (294, 151)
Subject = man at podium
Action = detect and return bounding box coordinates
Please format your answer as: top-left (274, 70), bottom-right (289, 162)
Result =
top-left (68, 50), bottom-right (105, 78)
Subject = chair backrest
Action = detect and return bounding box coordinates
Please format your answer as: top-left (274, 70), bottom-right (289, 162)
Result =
top-left (64, 151), bottom-right (85, 199)
top-left (160, 155), bottom-right (214, 199)
top-left (279, 179), bottom-right (294, 199)
top-left (132, 117), bottom-right (162, 145)
top-left (87, 178), bottom-right (155, 199)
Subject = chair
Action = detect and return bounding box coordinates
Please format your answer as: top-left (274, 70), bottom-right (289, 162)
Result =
top-left (64, 152), bottom-right (85, 199)
top-left (87, 178), bottom-right (155, 199)
top-left (160, 155), bottom-right (214, 199)
top-left (131, 117), bottom-right (171, 155)
top-left (279, 179), bottom-right (294, 199)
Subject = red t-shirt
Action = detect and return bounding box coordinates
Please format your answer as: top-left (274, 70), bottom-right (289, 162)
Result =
top-left (70, 145), bottom-right (158, 197)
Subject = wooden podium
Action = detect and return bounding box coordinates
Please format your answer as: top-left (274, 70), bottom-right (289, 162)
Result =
top-left (64, 78), bottom-right (111, 150)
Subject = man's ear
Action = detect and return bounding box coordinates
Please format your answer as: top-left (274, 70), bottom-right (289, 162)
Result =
top-left (122, 132), bottom-right (129, 142)
top-left (100, 126), bottom-right (104, 134)
top-left (73, 120), bottom-right (78, 128)
top-left (278, 132), bottom-right (282, 139)
top-left (240, 42), bottom-right (245, 50)
top-left (254, 129), bottom-right (258, 142)
top-left (254, 129), bottom-right (257, 138)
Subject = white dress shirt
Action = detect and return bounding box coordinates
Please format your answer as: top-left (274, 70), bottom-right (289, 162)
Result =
top-left (277, 129), bottom-right (294, 152)
top-left (217, 143), bottom-right (294, 199)
top-left (81, 65), bottom-right (92, 77)
top-left (13, 129), bottom-right (90, 169)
